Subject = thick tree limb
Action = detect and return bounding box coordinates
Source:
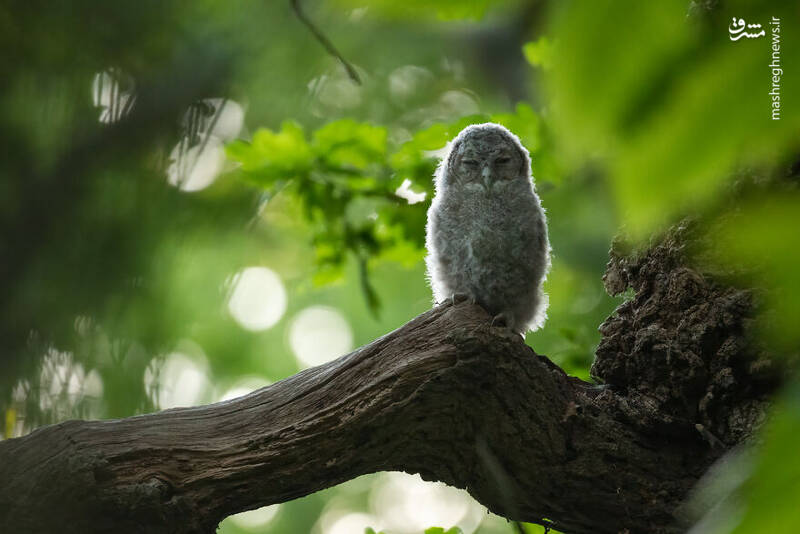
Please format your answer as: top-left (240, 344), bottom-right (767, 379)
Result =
top-left (0, 305), bottom-right (718, 533)
top-left (0, 224), bottom-right (778, 534)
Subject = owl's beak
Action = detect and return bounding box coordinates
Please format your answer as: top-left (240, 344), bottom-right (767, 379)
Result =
top-left (481, 165), bottom-right (492, 192)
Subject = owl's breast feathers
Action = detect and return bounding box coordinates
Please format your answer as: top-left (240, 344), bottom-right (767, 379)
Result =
top-left (428, 190), bottom-right (546, 321)
top-left (447, 193), bottom-right (541, 255)
top-left (432, 193), bottom-right (542, 285)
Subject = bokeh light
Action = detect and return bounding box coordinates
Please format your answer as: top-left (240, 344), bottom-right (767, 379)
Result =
top-left (204, 99), bottom-right (245, 142)
top-left (389, 65), bottom-right (434, 103)
top-left (91, 69), bottom-right (136, 124)
top-left (167, 140), bottom-right (226, 192)
top-left (395, 179), bottom-right (427, 205)
top-left (315, 510), bottom-right (382, 534)
top-left (217, 376), bottom-right (272, 402)
top-left (225, 504), bottom-right (281, 531)
top-left (308, 65), bottom-right (366, 117)
top-left (370, 472), bottom-right (484, 534)
top-left (144, 343), bottom-right (211, 410)
top-left (227, 267), bottom-right (288, 332)
top-left (36, 349), bottom-right (104, 417)
top-left (167, 98), bottom-right (245, 192)
top-left (288, 306), bottom-right (353, 368)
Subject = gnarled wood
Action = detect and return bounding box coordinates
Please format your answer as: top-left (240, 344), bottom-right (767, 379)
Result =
top-left (0, 225), bottom-right (777, 533)
top-left (0, 305), bottom-right (717, 533)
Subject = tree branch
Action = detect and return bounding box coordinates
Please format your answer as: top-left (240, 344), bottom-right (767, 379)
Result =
top-left (0, 223), bottom-right (779, 533)
top-left (0, 302), bottom-right (715, 533)
top-left (290, 0), bottom-right (362, 85)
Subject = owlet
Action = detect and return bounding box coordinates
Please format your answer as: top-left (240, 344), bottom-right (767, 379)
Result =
top-left (425, 123), bottom-right (551, 334)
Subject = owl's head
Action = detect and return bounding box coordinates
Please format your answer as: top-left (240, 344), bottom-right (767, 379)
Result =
top-left (435, 123), bottom-right (532, 195)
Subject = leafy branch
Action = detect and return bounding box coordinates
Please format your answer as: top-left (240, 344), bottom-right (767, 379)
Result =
top-left (225, 104), bottom-right (547, 313)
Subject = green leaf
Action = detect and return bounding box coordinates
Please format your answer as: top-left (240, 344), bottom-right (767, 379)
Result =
top-left (390, 114), bottom-right (491, 183)
top-left (312, 119), bottom-right (387, 170)
top-left (378, 239), bottom-right (426, 268)
top-left (407, 115), bottom-right (490, 151)
top-left (226, 105), bottom-right (547, 312)
top-left (227, 121), bottom-right (314, 186)
top-left (491, 102), bottom-right (541, 153)
top-left (224, 140), bottom-right (261, 170)
top-left (311, 264), bottom-right (345, 287)
top-left (523, 37), bottom-right (553, 70)
top-left (407, 123), bottom-right (450, 151)
top-left (345, 197), bottom-right (386, 230)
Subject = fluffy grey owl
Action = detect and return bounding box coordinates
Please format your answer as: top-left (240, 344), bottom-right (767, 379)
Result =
top-left (425, 123), bottom-right (551, 334)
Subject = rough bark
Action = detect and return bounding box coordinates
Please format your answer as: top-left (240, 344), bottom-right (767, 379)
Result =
top-left (595, 222), bottom-right (779, 446)
top-left (0, 224), bottom-right (777, 534)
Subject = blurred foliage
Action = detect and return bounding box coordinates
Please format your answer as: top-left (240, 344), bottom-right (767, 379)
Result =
top-left (539, 1), bottom-right (800, 532)
top-left (2, 0), bottom-right (799, 533)
top-left (332, 0), bottom-right (514, 22)
top-left (733, 384), bottom-right (800, 533)
top-left (522, 37), bottom-right (552, 70)
top-left (546, 0), bottom-right (799, 238)
top-left (225, 104), bottom-right (559, 315)
top-left (711, 191), bottom-right (800, 348)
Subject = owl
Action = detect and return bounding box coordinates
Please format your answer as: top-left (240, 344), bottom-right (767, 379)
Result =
top-left (425, 123), bottom-right (551, 334)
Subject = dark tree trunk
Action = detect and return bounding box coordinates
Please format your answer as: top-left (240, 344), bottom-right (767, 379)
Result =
top-left (0, 224), bottom-right (778, 534)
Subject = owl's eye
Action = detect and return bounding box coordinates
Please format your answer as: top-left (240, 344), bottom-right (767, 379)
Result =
top-left (496, 157), bottom-right (511, 164)
top-left (462, 159), bottom-right (479, 167)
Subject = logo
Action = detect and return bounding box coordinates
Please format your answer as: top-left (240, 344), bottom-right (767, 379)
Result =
top-left (728, 17), bottom-right (765, 40)
top-left (729, 16), bottom-right (782, 120)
